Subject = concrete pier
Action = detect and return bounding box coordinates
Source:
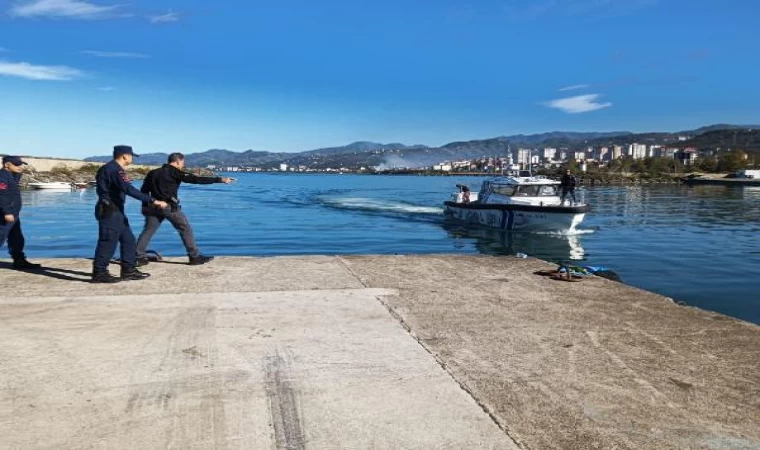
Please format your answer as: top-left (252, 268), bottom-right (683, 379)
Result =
top-left (1, 255), bottom-right (759, 449)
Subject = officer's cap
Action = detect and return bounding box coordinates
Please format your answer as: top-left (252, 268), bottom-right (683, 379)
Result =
top-left (2, 155), bottom-right (28, 166)
top-left (113, 145), bottom-right (140, 159)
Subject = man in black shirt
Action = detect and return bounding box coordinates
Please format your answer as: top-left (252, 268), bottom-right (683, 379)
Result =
top-left (560, 169), bottom-right (578, 206)
top-left (136, 153), bottom-right (233, 265)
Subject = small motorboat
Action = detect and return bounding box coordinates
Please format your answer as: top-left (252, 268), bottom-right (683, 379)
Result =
top-left (73, 181), bottom-right (96, 189)
top-left (444, 175), bottom-right (590, 232)
top-left (27, 181), bottom-right (74, 190)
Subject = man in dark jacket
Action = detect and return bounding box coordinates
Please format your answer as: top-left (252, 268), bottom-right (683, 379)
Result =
top-left (92, 146), bottom-right (168, 283)
top-left (0, 155), bottom-right (42, 270)
top-left (136, 152), bottom-right (233, 266)
top-left (560, 169), bottom-right (578, 206)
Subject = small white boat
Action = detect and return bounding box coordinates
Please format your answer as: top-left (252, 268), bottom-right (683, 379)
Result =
top-left (27, 181), bottom-right (74, 190)
top-left (444, 175), bottom-right (590, 232)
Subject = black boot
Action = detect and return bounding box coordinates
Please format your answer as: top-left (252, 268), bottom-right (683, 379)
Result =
top-left (136, 257), bottom-right (150, 267)
top-left (92, 271), bottom-right (121, 283)
top-left (13, 258), bottom-right (42, 270)
top-left (121, 268), bottom-right (151, 281)
top-left (189, 255), bottom-right (214, 265)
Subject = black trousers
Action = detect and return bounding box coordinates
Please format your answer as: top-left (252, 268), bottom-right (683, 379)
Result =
top-left (0, 217), bottom-right (27, 260)
top-left (136, 206), bottom-right (199, 258)
top-left (93, 210), bottom-right (137, 273)
top-left (561, 187), bottom-right (577, 205)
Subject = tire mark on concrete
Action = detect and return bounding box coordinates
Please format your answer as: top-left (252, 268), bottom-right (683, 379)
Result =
top-left (264, 350), bottom-right (305, 450)
top-left (586, 331), bottom-right (677, 409)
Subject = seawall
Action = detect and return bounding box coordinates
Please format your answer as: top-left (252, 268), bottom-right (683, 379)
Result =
top-left (1, 255), bottom-right (758, 449)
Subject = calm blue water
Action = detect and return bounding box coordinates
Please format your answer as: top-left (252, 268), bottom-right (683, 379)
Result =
top-left (15, 173), bottom-right (760, 325)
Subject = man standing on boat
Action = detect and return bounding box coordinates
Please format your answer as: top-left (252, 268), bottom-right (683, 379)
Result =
top-left (0, 155), bottom-right (42, 270)
top-left (92, 146), bottom-right (168, 283)
top-left (135, 152), bottom-right (234, 266)
top-left (560, 169), bottom-right (578, 206)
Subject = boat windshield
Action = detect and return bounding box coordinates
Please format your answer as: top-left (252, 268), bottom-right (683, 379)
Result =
top-left (496, 185), bottom-right (559, 197)
top-left (489, 183), bottom-right (558, 197)
top-left (518, 185), bottom-right (558, 196)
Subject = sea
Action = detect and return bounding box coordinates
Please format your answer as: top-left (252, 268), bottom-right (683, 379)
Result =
top-left (17, 173), bottom-right (760, 325)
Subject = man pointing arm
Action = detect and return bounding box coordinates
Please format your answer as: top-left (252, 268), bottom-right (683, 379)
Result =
top-left (136, 152), bottom-right (234, 266)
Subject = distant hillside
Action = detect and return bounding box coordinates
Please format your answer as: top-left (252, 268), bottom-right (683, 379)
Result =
top-left (86, 149), bottom-right (289, 166)
top-left (676, 129), bottom-right (760, 152)
top-left (502, 131), bottom-right (631, 146)
top-left (84, 124), bottom-right (760, 169)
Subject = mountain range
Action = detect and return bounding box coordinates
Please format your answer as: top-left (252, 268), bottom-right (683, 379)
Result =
top-left (85, 124), bottom-right (760, 169)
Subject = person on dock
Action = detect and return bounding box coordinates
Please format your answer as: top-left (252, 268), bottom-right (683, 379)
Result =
top-left (135, 152), bottom-right (234, 266)
top-left (560, 169), bottom-right (578, 206)
top-left (0, 155), bottom-right (42, 270)
top-left (92, 146), bottom-right (168, 283)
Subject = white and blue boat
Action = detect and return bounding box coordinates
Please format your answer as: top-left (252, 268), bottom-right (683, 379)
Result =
top-left (444, 175), bottom-right (590, 232)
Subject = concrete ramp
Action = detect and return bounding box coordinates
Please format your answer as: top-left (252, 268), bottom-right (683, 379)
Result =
top-left (0, 287), bottom-right (517, 449)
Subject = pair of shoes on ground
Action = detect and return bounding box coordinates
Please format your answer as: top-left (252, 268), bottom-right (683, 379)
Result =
top-left (12, 259), bottom-right (42, 270)
top-left (137, 255), bottom-right (214, 266)
top-left (91, 269), bottom-right (151, 284)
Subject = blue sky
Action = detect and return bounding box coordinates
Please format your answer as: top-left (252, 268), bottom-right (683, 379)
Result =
top-left (0, 0), bottom-right (758, 158)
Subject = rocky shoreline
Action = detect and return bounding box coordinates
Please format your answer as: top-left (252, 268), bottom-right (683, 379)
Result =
top-left (19, 166), bottom-right (217, 189)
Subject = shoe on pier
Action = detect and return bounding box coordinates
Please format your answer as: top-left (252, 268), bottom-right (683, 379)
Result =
top-left (136, 257), bottom-right (150, 267)
top-left (121, 269), bottom-right (151, 281)
top-left (92, 272), bottom-right (122, 283)
top-left (13, 259), bottom-right (42, 270)
top-left (188, 255), bottom-right (214, 266)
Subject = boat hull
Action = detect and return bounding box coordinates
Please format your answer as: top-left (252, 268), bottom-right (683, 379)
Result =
top-left (27, 182), bottom-right (73, 190)
top-left (444, 201), bottom-right (589, 232)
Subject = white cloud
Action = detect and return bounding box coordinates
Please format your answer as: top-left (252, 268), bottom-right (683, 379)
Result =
top-left (81, 50), bottom-right (149, 58)
top-left (148, 10), bottom-right (179, 23)
top-left (559, 84), bottom-right (590, 92)
top-left (0, 60), bottom-right (84, 80)
top-left (545, 94), bottom-right (612, 114)
top-left (8, 0), bottom-right (130, 20)
top-left (96, 86), bottom-right (115, 91)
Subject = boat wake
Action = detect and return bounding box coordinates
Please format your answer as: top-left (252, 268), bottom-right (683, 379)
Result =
top-left (317, 196), bottom-right (443, 216)
top-left (534, 228), bottom-right (597, 237)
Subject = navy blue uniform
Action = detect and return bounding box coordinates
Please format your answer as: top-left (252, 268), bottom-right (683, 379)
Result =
top-left (93, 161), bottom-right (155, 273)
top-left (0, 169), bottom-right (27, 260)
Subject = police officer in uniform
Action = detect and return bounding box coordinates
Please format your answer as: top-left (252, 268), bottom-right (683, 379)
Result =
top-left (92, 146), bottom-right (168, 283)
top-left (0, 155), bottom-right (42, 270)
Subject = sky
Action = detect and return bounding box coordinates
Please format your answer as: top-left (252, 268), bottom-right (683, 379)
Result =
top-left (0, 0), bottom-right (759, 158)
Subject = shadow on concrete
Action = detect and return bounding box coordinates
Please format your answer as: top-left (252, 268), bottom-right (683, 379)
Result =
top-left (0, 262), bottom-right (92, 283)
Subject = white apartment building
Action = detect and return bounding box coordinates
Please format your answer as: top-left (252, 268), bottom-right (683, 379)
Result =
top-left (629, 143), bottom-right (647, 159)
top-left (541, 147), bottom-right (557, 161)
top-left (517, 148), bottom-right (533, 166)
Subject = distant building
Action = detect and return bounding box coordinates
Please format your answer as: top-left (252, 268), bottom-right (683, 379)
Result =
top-left (629, 143), bottom-right (647, 160)
top-left (599, 147), bottom-right (610, 161)
top-left (279, 163), bottom-right (288, 171)
top-left (675, 148), bottom-right (699, 165)
top-left (517, 149), bottom-right (532, 167)
top-left (540, 147), bottom-right (557, 161)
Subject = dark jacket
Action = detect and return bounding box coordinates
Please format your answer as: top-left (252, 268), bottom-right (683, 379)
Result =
top-left (96, 161), bottom-right (154, 213)
top-left (0, 169), bottom-right (22, 216)
top-left (560, 174), bottom-right (577, 189)
top-left (140, 164), bottom-right (221, 204)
